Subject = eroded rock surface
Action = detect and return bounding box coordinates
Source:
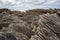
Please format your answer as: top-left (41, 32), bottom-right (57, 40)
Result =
top-left (0, 8), bottom-right (60, 40)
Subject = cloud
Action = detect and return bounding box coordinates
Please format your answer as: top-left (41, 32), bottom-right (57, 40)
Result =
top-left (43, 0), bottom-right (58, 5)
top-left (0, 0), bottom-right (60, 11)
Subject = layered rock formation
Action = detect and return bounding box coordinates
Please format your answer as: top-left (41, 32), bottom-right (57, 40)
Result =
top-left (0, 8), bottom-right (60, 40)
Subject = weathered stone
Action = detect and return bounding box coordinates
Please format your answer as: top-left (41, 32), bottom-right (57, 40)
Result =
top-left (0, 32), bottom-right (17, 40)
top-left (8, 23), bottom-right (34, 38)
top-left (0, 8), bottom-right (60, 40)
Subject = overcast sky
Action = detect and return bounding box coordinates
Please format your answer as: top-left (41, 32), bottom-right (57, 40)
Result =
top-left (0, 0), bottom-right (60, 11)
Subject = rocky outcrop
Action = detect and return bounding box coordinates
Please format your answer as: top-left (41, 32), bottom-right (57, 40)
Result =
top-left (0, 8), bottom-right (60, 40)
